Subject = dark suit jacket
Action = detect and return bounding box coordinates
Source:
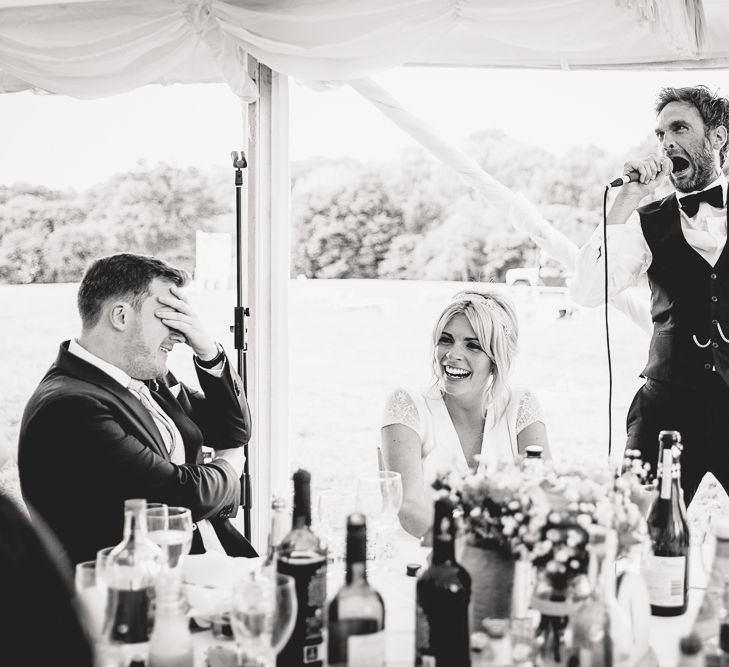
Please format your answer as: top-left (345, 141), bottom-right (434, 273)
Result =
top-left (18, 341), bottom-right (257, 564)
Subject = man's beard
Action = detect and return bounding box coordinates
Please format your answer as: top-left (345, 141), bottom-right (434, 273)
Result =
top-left (125, 328), bottom-right (166, 380)
top-left (670, 138), bottom-right (717, 193)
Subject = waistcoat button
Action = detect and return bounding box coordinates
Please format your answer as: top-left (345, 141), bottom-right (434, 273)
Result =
top-left (711, 273), bottom-right (718, 280)
top-left (712, 296), bottom-right (719, 302)
top-left (713, 342), bottom-right (720, 349)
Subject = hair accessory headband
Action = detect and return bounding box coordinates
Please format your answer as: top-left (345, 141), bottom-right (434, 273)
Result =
top-left (455, 292), bottom-right (513, 338)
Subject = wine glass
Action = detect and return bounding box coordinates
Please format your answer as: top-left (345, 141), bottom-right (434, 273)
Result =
top-left (231, 571), bottom-right (297, 666)
top-left (147, 505), bottom-right (193, 569)
top-left (355, 471), bottom-right (403, 564)
top-left (317, 490), bottom-right (356, 570)
top-left (74, 560), bottom-right (107, 639)
top-left (271, 573), bottom-right (297, 654)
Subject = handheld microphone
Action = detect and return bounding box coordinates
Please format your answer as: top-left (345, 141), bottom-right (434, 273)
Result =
top-left (608, 172), bottom-right (640, 188)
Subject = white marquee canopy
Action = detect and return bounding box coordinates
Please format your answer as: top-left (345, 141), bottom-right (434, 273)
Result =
top-left (1, 0), bottom-right (725, 547)
top-left (0, 0), bottom-right (726, 99)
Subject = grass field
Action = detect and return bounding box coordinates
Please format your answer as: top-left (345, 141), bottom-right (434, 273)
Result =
top-left (0, 279), bottom-right (652, 508)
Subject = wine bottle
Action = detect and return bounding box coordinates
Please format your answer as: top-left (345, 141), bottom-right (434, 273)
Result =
top-left (415, 495), bottom-right (471, 666)
top-left (644, 430), bottom-right (690, 616)
top-left (104, 498), bottom-right (163, 663)
top-left (567, 527), bottom-right (632, 666)
top-left (277, 470), bottom-right (327, 666)
top-left (327, 513), bottom-right (385, 666)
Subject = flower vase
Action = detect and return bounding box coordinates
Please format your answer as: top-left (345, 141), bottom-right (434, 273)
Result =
top-left (457, 537), bottom-right (515, 633)
top-left (530, 569), bottom-right (588, 665)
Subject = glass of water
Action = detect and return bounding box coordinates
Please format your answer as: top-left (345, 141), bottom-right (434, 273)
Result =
top-left (147, 506), bottom-right (193, 569)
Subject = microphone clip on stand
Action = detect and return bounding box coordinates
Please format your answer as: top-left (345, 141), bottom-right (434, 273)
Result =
top-left (231, 151), bottom-right (252, 541)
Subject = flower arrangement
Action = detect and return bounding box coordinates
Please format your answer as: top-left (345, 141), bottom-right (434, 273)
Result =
top-left (435, 460), bottom-right (547, 557)
top-left (435, 450), bottom-right (649, 595)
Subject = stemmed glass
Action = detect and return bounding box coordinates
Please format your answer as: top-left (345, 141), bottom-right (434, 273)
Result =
top-left (147, 505), bottom-right (193, 569)
top-left (317, 490), bottom-right (356, 573)
top-left (355, 471), bottom-right (403, 565)
top-left (231, 571), bottom-right (297, 666)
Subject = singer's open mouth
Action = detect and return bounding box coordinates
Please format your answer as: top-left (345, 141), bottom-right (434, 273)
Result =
top-left (671, 156), bottom-right (690, 174)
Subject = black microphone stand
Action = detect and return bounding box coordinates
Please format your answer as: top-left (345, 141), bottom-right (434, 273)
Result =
top-left (231, 151), bottom-right (252, 541)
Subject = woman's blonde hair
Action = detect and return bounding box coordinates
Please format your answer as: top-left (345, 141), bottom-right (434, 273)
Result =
top-left (431, 289), bottom-right (519, 421)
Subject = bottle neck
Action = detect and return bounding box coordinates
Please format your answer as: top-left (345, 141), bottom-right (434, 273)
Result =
top-left (345, 529), bottom-right (368, 585)
top-left (431, 520), bottom-right (457, 565)
top-left (122, 502), bottom-right (149, 543)
top-left (267, 509), bottom-right (287, 561)
top-left (292, 481), bottom-right (312, 529)
top-left (523, 458), bottom-right (544, 479)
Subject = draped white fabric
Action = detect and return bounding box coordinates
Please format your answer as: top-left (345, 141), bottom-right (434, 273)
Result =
top-left (348, 78), bottom-right (654, 333)
top-left (1, 0), bottom-right (728, 100)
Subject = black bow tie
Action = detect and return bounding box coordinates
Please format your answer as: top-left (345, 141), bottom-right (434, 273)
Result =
top-left (678, 185), bottom-right (724, 217)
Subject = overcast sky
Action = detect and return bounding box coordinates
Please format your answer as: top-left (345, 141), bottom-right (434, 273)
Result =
top-left (3, 66), bottom-right (729, 190)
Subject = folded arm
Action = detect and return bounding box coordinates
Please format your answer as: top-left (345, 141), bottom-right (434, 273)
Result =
top-left (37, 394), bottom-right (241, 522)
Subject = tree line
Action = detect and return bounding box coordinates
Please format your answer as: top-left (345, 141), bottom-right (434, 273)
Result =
top-left (0, 130), bottom-right (637, 285)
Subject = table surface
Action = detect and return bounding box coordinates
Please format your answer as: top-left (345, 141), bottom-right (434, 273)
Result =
top-left (189, 532), bottom-right (709, 667)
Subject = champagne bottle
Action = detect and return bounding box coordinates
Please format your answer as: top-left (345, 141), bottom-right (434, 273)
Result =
top-left (263, 493), bottom-right (288, 574)
top-left (644, 430), bottom-right (690, 616)
top-left (327, 513), bottom-right (385, 666)
top-left (104, 498), bottom-right (163, 663)
top-left (415, 495), bottom-right (471, 667)
top-left (277, 470), bottom-right (327, 667)
top-left (568, 527), bottom-right (632, 666)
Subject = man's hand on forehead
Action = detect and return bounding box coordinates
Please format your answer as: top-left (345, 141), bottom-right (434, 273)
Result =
top-left (154, 285), bottom-right (217, 359)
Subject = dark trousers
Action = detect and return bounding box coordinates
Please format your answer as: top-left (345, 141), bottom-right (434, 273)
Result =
top-left (626, 371), bottom-right (729, 505)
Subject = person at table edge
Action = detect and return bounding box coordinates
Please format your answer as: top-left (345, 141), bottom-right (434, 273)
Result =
top-left (18, 252), bottom-right (256, 564)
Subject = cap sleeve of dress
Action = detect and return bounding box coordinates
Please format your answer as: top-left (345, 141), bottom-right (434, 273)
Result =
top-left (382, 387), bottom-right (425, 441)
top-left (515, 388), bottom-right (545, 434)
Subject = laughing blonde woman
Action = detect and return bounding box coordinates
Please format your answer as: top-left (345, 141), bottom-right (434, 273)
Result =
top-left (381, 289), bottom-right (549, 538)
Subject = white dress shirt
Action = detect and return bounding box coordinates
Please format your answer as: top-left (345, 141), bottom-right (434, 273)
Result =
top-left (68, 339), bottom-right (228, 553)
top-left (571, 174), bottom-right (728, 307)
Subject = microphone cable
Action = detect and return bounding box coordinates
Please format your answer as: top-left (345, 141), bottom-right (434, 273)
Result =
top-left (603, 185), bottom-right (613, 458)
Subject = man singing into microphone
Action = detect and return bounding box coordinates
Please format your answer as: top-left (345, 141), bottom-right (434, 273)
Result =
top-left (571, 85), bottom-right (729, 503)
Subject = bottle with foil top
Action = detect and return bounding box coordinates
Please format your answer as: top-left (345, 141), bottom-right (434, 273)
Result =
top-left (277, 470), bottom-right (327, 666)
top-left (327, 513), bottom-right (385, 666)
top-left (644, 430), bottom-right (690, 616)
top-left (415, 495), bottom-right (471, 666)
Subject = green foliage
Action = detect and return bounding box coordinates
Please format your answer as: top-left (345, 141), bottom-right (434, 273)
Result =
top-left (292, 166), bottom-right (404, 278)
top-left (0, 129), bottom-right (645, 284)
top-left (0, 162), bottom-right (229, 283)
top-left (290, 129), bottom-right (624, 281)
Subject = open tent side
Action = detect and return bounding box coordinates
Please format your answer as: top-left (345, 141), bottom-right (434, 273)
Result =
top-left (0, 0), bottom-right (725, 549)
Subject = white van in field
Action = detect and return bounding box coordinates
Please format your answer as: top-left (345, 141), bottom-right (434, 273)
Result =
top-left (505, 267), bottom-right (539, 287)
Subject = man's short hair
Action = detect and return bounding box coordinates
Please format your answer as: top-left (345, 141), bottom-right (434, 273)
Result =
top-left (77, 253), bottom-right (188, 328)
top-left (655, 85), bottom-right (729, 165)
